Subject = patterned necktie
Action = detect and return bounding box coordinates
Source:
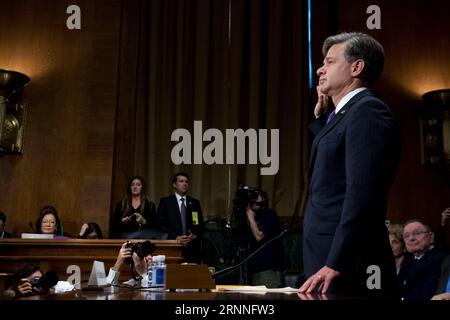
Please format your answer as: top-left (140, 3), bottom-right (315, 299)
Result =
top-left (326, 110), bottom-right (336, 124)
top-left (180, 198), bottom-right (187, 235)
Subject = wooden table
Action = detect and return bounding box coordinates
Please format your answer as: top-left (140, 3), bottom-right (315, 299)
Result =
top-left (0, 238), bottom-right (183, 282)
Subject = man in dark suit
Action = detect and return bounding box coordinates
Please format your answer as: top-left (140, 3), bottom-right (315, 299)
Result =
top-left (433, 255), bottom-right (450, 299)
top-left (156, 172), bottom-right (205, 263)
top-left (299, 32), bottom-right (401, 297)
top-left (0, 211), bottom-right (13, 238)
top-left (399, 220), bottom-right (447, 300)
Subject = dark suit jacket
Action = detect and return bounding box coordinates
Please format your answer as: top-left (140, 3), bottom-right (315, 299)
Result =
top-left (1, 231), bottom-right (13, 238)
top-left (398, 247), bottom-right (447, 300)
top-left (157, 194), bottom-right (205, 263)
top-left (156, 195), bottom-right (205, 240)
top-left (303, 89), bottom-right (401, 296)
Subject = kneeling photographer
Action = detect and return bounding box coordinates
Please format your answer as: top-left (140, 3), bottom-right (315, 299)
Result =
top-left (245, 189), bottom-right (284, 288)
top-left (7, 263), bottom-right (59, 297)
top-left (106, 241), bottom-right (154, 286)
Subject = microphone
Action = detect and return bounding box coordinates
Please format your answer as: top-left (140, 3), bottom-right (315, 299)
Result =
top-left (29, 222), bottom-right (34, 232)
top-left (212, 229), bottom-right (288, 279)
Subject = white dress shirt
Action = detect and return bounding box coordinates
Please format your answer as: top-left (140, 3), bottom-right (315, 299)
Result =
top-left (334, 87), bottom-right (367, 114)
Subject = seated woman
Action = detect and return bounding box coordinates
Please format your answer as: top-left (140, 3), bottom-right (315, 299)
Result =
top-left (78, 222), bottom-right (103, 239)
top-left (388, 223), bottom-right (406, 275)
top-left (35, 205), bottom-right (70, 238)
top-left (110, 176), bottom-right (164, 239)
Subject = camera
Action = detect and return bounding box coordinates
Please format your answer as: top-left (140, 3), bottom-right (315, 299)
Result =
top-left (124, 240), bottom-right (156, 264)
top-left (128, 213), bottom-right (137, 222)
top-left (232, 184), bottom-right (260, 220)
top-left (234, 185), bottom-right (259, 208)
top-left (29, 271), bottom-right (59, 291)
top-left (30, 276), bottom-right (41, 288)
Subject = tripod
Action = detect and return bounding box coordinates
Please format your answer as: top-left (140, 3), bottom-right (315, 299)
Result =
top-left (236, 245), bottom-right (248, 285)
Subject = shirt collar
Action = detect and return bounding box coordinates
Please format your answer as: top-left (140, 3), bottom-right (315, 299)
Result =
top-left (175, 192), bottom-right (186, 203)
top-left (414, 245), bottom-right (433, 260)
top-left (335, 87), bottom-right (367, 114)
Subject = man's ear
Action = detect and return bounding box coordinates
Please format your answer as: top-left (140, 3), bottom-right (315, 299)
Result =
top-left (351, 59), bottom-right (365, 77)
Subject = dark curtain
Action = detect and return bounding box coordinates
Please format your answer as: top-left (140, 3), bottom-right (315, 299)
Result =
top-left (112, 0), bottom-right (311, 227)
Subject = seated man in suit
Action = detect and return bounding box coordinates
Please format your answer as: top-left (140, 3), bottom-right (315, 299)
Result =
top-left (0, 211), bottom-right (13, 238)
top-left (398, 219), bottom-right (447, 300)
top-left (432, 255), bottom-right (450, 300)
top-left (156, 172), bottom-right (205, 263)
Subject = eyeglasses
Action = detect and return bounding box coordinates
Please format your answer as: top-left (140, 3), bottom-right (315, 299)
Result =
top-left (403, 230), bottom-right (430, 240)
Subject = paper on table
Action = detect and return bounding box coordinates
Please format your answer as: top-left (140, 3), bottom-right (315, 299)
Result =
top-left (215, 285), bottom-right (298, 293)
top-left (21, 233), bottom-right (53, 239)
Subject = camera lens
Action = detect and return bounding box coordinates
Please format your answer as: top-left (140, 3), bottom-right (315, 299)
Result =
top-left (30, 276), bottom-right (41, 288)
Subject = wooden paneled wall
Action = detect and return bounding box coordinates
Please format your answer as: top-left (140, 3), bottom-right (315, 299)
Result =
top-left (0, 0), bottom-right (122, 236)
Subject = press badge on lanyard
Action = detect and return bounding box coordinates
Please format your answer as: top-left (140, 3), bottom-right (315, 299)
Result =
top-left (192, 211), bottom-right (199, 225)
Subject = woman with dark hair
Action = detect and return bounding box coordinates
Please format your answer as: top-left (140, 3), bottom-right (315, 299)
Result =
top-left (35, 205), bottom-right (63, 236)
top-left (110, 176), bottom-right (157, 239)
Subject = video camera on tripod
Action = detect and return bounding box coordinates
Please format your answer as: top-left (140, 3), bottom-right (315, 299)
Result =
top-left (233, 184), bottom-right (260, 214)
top-left (231, 185), bottom-right (260, 240)
top-left (226, 184), bottom-right (262, 284)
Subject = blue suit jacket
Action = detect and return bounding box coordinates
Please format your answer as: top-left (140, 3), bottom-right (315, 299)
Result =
top-left (303, 89), bottom-right (401, 296)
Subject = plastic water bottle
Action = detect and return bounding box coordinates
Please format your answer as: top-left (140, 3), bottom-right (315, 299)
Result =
top-left (151, 255), bottom-right (166, 289)
top-left (147, 260), bottom-right (154, 288)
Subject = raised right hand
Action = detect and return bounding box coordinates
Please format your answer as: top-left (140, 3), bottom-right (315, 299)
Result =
top-left (314, 85), bottom-right (329, 119)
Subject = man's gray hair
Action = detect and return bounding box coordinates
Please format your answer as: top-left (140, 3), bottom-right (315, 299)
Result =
top-left (403, 219), bottom-right (431, 232)
top-left (322, 32), bottom-right (384, 86)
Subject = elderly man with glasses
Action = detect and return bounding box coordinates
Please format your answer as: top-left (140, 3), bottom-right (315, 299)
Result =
top-left (398, 219), bottom-right (447, 300)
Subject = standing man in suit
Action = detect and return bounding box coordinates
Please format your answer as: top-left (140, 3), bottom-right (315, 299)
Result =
top-left (299, 32), bottom-right (401, 297)
top-left (157, 172), bottom-right (205, 263)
